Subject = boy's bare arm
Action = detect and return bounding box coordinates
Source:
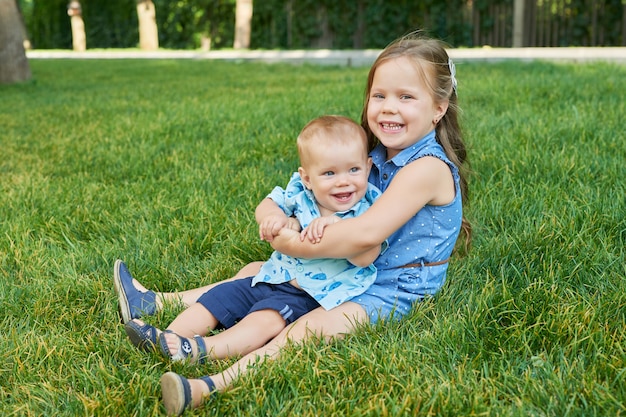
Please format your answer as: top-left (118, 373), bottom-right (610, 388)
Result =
top-left (256, 198), bottom-right (301, 242)
top-left (300, 215), bottom-right (340, 243)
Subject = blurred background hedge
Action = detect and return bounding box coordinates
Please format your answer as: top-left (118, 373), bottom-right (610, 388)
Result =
top-left (18, 0), bottom-right (626, 50)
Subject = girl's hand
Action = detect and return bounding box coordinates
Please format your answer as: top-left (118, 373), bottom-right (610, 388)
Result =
top-left (300, 215), bottom-right (340, 243)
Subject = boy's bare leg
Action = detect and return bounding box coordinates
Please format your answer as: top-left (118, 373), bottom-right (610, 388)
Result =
top-left (160, 302), bottom-right (368, 413)
top-left (166, 303), bottom-right (219, 338)
top-left (162, 309), bottom-right (286, 359)
top-left (212, 301), bottom-right (367, 388)
top-left (124, 303), bottom-right (221, 350)
top-left (161, 302), bottom-right (369, 412)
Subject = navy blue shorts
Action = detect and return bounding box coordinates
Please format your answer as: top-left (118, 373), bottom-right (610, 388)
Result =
top-left (196, 277), bottom-right (320, 329)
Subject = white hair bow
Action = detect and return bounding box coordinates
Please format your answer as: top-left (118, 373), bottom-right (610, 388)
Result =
top-left (448, 58), bottom-right (457, 95)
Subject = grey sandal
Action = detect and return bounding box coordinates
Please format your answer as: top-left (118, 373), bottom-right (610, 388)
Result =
top-left (160, 371), bottom-right (216, 416)
top-left (159, 331), bottom-right (208, 364)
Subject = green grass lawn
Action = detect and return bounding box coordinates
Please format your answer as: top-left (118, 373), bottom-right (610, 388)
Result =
top-left (1, 57), bottom-right (624, 416)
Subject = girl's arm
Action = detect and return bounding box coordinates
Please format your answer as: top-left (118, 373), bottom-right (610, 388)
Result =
top-left (348, 245), bottom-right (381, 267)
top-left (270, 157), bottom-right (455, 259)
top-left (301, 215), bottom-right (381, 267)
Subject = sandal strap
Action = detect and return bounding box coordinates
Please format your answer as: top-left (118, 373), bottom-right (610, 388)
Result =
top-left (159, 331), bottom-right (209, 364)
top-left (199, 376), bottom-right (216, 392)
top-left (193, 335), bottom-right (208, 364)
top-left (181, 374), bottom-right (192, 408)
top-left (160, 330), bottom-right (188, 362)
top-left (125, 320), bottom-right (159, 352)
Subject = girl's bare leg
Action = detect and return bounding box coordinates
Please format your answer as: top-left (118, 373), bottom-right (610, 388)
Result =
top-left (134, 262), bottom-right (264, 310)
top-left (213, 301), bottom-right (368, 389)
top-left (162, 309), bottom-right (287, 358)
top-left (122, 263), bottom-right (265, 349)
top-left (161, 302), bottom-right (369, 411)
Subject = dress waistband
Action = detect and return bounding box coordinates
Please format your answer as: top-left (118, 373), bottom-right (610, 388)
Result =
top-left (396, 258), bottom-right (449, 268)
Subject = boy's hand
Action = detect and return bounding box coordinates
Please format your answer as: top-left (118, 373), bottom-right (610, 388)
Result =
top-left (260, 216), bottom-right (301, 242)
top-left (259, 215), bottom-right (288, 242)
top-left (285, 217), bottom-right (302, 232)
top-left (272, 227), bottom-right (302, 251)
top-left (300, 215), bottom-right (340, 244)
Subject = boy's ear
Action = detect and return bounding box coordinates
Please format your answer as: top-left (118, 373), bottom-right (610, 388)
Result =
top-left (298, 166), bottom-right (312, 190)
top-left (366, 157), bottom-right (373, 175)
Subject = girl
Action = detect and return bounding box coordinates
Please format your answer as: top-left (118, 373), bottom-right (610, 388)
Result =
top-left (120, 33), bottom-right (471, 415)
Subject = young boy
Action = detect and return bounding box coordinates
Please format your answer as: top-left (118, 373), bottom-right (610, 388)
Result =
top-left (118, 115), bottom-right (383, 363)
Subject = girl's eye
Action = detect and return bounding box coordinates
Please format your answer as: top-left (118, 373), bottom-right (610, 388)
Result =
top-left (400, 94), bottom-right (413, 100)
top-left (372, 93), bottom-right (384, 99)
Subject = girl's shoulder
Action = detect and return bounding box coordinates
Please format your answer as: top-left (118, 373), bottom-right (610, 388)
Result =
top-left (403, 155), bottom-right (452, 179)
top-left (396, 156), bottom-right (456, 206)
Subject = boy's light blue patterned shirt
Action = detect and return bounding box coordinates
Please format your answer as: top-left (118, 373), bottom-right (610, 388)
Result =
top-left (251, 172), bottom-right (383, 310)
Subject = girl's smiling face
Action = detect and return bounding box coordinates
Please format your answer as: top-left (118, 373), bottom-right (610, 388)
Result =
top-left (366, 56), bottom-right (448, 159)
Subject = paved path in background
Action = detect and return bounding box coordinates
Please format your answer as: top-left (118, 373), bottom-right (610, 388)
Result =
top-left (27, 47), bottom-right (626, 66)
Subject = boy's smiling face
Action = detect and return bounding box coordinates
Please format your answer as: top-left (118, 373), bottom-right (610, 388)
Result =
top-left (298, 136), bottom-right (371, 217)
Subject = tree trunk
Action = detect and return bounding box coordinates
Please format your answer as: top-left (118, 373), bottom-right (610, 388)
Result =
top-left (623, 3), bottom-right (626, 46)
top-left (234, 0), bottom-right (253, 49)
top-left (67, 1), bottom-right (86, 51)
top-left (353, 0), bottom-right (365, 49)
top-left (136, 0), bottom-right (158, 50)
top-left (0, 0), bottom-right (31, 84)
top-left (512, 0), bottom-right (525, 47)
top-left (311, 5), bottom-right (333, 48)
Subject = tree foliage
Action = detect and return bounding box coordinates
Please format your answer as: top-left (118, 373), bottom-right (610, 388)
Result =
top-left (155, 0), bottom-right (235, 49)
top-left (17, 0), bottom-right (625, 50)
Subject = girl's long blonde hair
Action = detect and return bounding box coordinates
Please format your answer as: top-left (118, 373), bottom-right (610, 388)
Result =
top-left (360, 33), bottom-right (472, 250)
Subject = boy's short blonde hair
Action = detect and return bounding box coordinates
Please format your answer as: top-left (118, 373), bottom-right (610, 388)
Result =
top-left (297, 115), bottom-right (368, 166)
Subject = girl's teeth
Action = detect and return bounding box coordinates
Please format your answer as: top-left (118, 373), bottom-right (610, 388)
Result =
top-left (382, 123), bottom-right (402, 130)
